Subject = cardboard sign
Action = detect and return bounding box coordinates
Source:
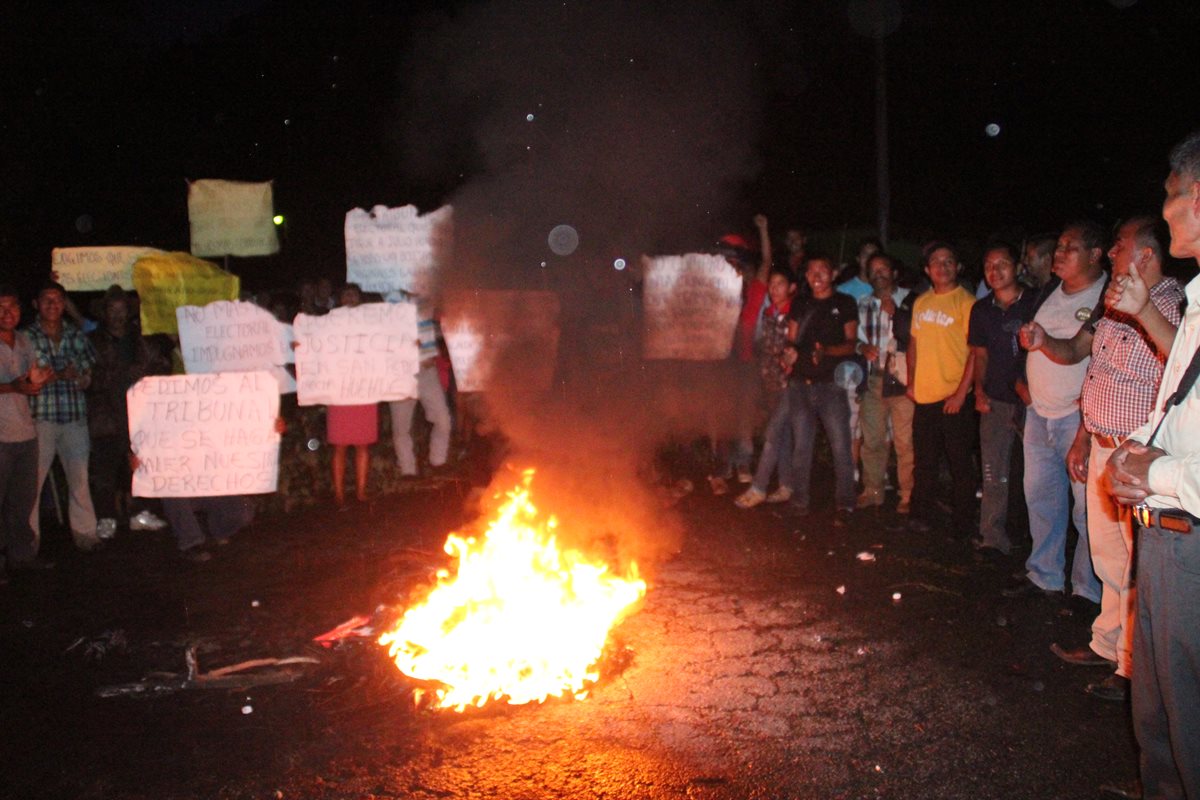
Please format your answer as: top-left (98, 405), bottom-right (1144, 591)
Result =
top-left (128, 371), bottom-right (280, 497)
top-left (293, 302), bottom-right (419, 405)
top-left (51, 246), bottom-right (160, 291)
top-left (642, 253), bottom-right (743, 360)
top-left (177, 300), bottom-right (288, 373)
top-left (344, 204), bottom-right (451, 296)
top-left (132, 252), bottom-right (241, 335)
top-left (188, 179), bottom-right (280, 257)
top-left (441, 290), bottom-right (560, 392)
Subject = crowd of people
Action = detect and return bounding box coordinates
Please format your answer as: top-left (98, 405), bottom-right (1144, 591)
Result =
top-left (2, 130), bottom-right (1200, 798)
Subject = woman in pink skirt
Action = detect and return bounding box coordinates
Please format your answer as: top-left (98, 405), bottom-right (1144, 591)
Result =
top-left (327, 284), bottom-right (377, 506)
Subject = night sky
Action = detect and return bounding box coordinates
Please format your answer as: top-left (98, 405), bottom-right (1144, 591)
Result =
top-left (3, 0), bottom-right (1198, 293)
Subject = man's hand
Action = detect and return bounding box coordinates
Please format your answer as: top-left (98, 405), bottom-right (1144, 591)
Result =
top-left (860, 343), bottom-right (880, 362)
top-left (1019, 322), bottom-right (1046, 351)
top-left (975, 393), bottom-right (992, 414)
top-left (1014, 379), bottom-right (1032, 407)
top-left (811, 342), bottom-right (824, 365)
top-left (1106, 440), bottom-right (1167, 505)
top-left (943, 390), bottom-right (966, 415)
top-left (1106, 262), bottom-right (1150, 317)
top-left (753, 213), bottom-right (768, 231)
top-left (27, 364), bottom-right (52, 387)
top-left (1066, 434), bottom-right (1090, 483)
top-left (10, 375), bottom-right (40, 396)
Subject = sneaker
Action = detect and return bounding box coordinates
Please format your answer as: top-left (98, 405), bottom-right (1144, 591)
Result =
top-left (97, 518), bottom-right (118, 540)
top-left (765, 486), bottom-right (793, 503)
top-left (734, 487), bottom-right (766, 509)
top-left (736, 467), bottom-right (753, 484)
top-left (130, 510), bottom-right (169, 531)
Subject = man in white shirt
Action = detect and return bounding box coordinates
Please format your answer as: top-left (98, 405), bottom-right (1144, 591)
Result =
top-left (1009, 223), bottom-right (1107, 601)
top-left (1107, 128), bottom-right (1200, 800)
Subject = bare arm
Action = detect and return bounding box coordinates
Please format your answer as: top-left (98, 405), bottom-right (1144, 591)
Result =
top-left (1019, 321), bottom-right (1093, 364)
top-left (754, 214), bottom-right (771, 283)
top-left (972, 346), bottom-right (990, 413)
top-left (905, 336), bottom-right (918, 402)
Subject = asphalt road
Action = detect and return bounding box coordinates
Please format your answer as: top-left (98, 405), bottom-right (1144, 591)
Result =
top-left (0, 478), bottom-right (1135, 799)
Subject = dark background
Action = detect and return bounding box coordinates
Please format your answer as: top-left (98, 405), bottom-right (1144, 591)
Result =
top-left (2, 0), bottom-right (1197, 294)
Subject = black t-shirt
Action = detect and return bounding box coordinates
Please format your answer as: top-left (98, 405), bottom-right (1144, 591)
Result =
top-left (786, 292), bottom-right (859, 383)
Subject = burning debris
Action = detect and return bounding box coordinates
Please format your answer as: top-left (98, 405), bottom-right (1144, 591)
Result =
top-left (378, 468), bottom-right (646, 711)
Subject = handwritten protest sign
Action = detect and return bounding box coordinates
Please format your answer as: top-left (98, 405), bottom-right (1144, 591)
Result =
top-left (293, 302), bottom-right (419, 405)
top-left (188, 179), bottom-right (280, 257)
top-left (177, 300), bottom-right (292, 389)
top-left (641, 253), bottom-right (743, 360)
top-left (344, 204), bottom-right (451, 296)
top-left (441, 290), bottom-right (560, 392)
top-left (132, 252), bottom-right (241, 335)
top-left (51, 246), bottom-right (160, 291)
top-left (128, 371), bottom-right (280, 497)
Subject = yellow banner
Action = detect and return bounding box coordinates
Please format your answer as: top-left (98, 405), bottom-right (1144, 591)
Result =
top-left (133, 252), bottom-right (240, 335)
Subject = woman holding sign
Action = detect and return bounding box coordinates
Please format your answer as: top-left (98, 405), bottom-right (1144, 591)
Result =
top-left (327, 284), bottom-right (377, 507)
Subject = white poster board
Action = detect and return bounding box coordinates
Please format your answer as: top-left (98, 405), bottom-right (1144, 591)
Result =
top-left (642, 253), bottom-right (743, 360)
top-left (344, 204), bottom-right (451, 296)
top-left (176, 300), bottom-right (296, 394)
top-left (128, 371), bottom-right (281, 497)
top-left (293, 302), bottom-right (419, 405)
top-left (51, 246), bottom-right (159, 292)
top-left (441, 290), bottom-right (560, 392)
top-left (188, 179), bottom-right (280, 257)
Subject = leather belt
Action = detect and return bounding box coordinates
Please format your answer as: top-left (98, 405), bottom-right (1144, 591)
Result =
top-left (1092, 432), bottom-right (1126, 449)
top-left (1133, 504), bottom-right (1200, 534)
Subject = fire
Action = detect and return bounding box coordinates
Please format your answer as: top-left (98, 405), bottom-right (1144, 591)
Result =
top-left (379, 468), bottom-right (647, 711)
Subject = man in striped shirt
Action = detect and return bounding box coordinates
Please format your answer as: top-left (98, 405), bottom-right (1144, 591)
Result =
top-left (1021, 217), bottom-right (1183, 702)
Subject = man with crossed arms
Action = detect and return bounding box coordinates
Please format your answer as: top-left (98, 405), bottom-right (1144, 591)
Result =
top-left (1108, 129), bottom-right (1200, 800)
top-left (1021, 217), bottom-right (1183, 704)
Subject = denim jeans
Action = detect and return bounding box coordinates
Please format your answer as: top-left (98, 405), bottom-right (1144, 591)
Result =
top-left (163, 495), bottom-right (255, 552)
top-left (389, 365), bottom-right (453, 475)
top-left (1022, 408), bottom-right (1099, 599)
top-left (978, 399), bottom-right (1022, 553)
top-left (31, 419), bottom-right (97, 545)
top-left (750, 390), bottom-right (793, 494)
top-left (789, 380), bottom-right (855, 513)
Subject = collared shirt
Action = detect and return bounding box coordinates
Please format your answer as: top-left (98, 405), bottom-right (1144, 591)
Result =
top-left (968, 288), bottom-right (1039, 405)
top-left (1081, 277), bottom-right (1185, 436)
top-left (858, 288), bottom-right (911, 373)
top-left (0, 331), bottom-right (36, 442)
top-left (1136, 272), bottom-right (1200, 515)
top-left (24, 319), bottom-right (96, 424)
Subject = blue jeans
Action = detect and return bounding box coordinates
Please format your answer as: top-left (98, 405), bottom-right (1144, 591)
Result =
top-left (0, 438), bottom-right (39, 565)
top-left (163, 495), bottom-right (255, 552)
top-left (789, 381), bottom-right (855, 513)
top-left (1022, 408), bottom-right (1099, 599)
top-left (750, 390), bottom-right (793, 493)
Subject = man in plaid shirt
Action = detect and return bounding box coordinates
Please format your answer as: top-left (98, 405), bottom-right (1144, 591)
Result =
top-left (24, 281), bottom-right (102, 553)
top-left (1021, 217), bottom-right (1184, 703)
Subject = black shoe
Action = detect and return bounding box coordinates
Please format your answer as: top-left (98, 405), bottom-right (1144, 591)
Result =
top-left (1050, 642), bottom-right (1113, 667)
top-left (1098, 779), bottom-right (1142, 799)
top-left (1002, 579), bottom-right (1062, 599)
top-left (180, 546), bottom-right (212, 564)
top-left (1087, 673), bottom-right (1130, 703)
top-left (9, 556), bottom-right (56, 571)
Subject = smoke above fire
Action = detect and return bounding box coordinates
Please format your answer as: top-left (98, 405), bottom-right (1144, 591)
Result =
top-left (395, 0), bottom-right (764, 566)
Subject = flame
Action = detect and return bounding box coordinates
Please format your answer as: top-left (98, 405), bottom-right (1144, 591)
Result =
top-left (379, 468), bottom-right (647, 711)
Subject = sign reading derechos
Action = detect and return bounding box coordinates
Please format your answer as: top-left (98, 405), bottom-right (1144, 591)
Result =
top-left (642, 253), bottom-right (743, 360)
top-left (441, 290), bottom-right (560, 392)
top-left (128, 371), bottom-right (280, 497)
top-left (293, 302), bottom-right (419, 405)
top-left (52, 246), bottom-right (160, 291)
top-left (344, 204), bottom-right (451, 296)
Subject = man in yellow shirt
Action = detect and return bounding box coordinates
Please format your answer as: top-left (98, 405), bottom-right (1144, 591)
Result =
top-left (907, 242), bottom-right (977, 534)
